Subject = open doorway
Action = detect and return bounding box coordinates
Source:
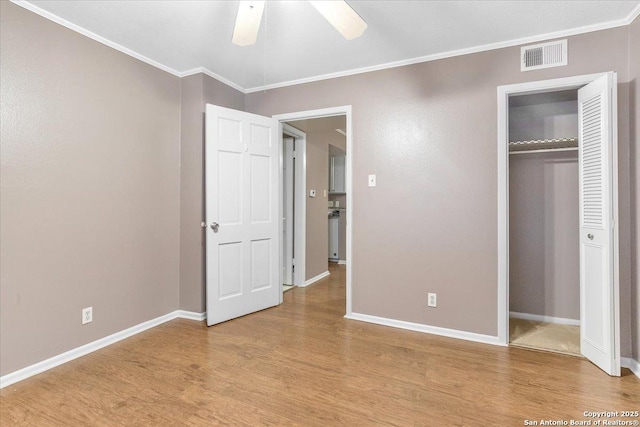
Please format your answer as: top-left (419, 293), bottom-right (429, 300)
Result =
top-left (276, 106), bottom-right (353, 316)
top-left (497, 73), bottom-right (621, 376)
top-left (281, 124), bottom-right (306, 294)
top-left (507, 88), bottom-right (582, 357)
top-left (328, 143), bottom-right (347, 265)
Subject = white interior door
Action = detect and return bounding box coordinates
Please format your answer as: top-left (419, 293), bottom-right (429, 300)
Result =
top-left (283, 137), bottom-right (294, 285)
top-left (578, 72), bottom-right (620, 376)
top-left (205, 104), bottom-right (280, 326)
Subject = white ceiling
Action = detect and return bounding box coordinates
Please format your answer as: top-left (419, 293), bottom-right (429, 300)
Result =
top-left (17, 0), bottom-right (640, 92)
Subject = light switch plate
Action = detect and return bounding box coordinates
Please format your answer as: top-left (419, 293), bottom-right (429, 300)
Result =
top-left (368, 175), bottom-right (376, 187)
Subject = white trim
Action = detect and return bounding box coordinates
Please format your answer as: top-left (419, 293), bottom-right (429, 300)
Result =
top-left (345, 108), bottom-right (353, 316)
top-left (14, 0), bottom-right (638, 95)
top-left (303, 271), bottom-right (330, 287)
top-left (609, 73), bottom-right (621, 376)
top-left (10, 0), bottom-right (182, 78)
top-left (509, 311), bottom-right (580, 326)
top-left (281, 124), bottom-right (307, 291)
top-left (177, 310), bottom-right (207, 321)
top-left (274, 106), bottom-right (353, 316)
top-left (179, 67), bottom-right (247, 94)
top-left (337, 260), bottom-right (347, 265)
top-left (243, 14), bottom-right (638, 93)
top-left (345, 313), bottom-right (503, 347)
top-left (497, 72), bottom-right (613, 347)
top-left (626, 2), bottom-right (640, 24)
top-left (273, 106), bottom-right (352, 122)
top-left (621, 358), bottom-right (640, 378)
top-left (0, 310), bottom-right (200, 389)
top-left (282, 135), bottom-right (295, 288)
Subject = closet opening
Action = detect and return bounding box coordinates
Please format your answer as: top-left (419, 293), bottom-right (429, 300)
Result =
top-left (508, 89), bottom-right (581, 357)
top-left (497, 72), bottom-right (621, 376)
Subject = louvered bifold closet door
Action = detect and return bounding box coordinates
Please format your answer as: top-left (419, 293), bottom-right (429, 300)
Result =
top-left (577, 73), bottom-right (619, 376)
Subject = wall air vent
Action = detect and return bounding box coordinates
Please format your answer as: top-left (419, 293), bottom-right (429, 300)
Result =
top-left (521, 39), bottom-right (567, 71)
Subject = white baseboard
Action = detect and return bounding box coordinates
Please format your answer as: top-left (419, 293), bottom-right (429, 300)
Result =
top-left (177, 310), bottom-right (206, 321)
top-left (302, 270), bottom-right (330, 287)
top-left (337, 260), bottom-right (347, 265)
top-left (345, 312), bottom-right (503, 347)
top-left (0, 309), bottom-right (206, 389)
top-left (510, 311), bottom-right (580, 326)
top-left (621, 357), bottom-right (640, 378)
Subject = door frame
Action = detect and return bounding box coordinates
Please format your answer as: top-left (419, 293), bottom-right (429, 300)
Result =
top-left (282, 133), bottom-right (295, 287)
top-left (274, 106), bottom-right (354, 316)
top-left (281, 123), bottom-right (307, 298)
top-left (496, 73), bottom-right (620, 355)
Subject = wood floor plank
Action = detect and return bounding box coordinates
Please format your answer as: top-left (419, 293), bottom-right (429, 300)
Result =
top-left (1, 263), bottom-right (638, 426)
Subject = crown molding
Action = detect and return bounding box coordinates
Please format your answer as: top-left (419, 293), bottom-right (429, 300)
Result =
top-left (179, 67), bottom-right (247, 94)
top-left (12, 0), bottom-right (640, 95)
top-left (11, 0), bottom-right (183, 77)
top-left (626, 1), bottom-right (640, 24)
top-left (244, 9), bottom-right (639, 93)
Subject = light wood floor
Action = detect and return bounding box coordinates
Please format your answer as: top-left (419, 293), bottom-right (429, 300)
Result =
top-left (2, 264), bottom-right (638, 426)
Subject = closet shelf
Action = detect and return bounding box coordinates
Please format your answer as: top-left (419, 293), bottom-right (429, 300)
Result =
top-left (509, 137), bottom-right (578, 154)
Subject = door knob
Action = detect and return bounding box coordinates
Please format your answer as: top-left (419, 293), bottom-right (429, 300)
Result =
top-left (587, 233), bottom-right (594, 240)
top-left (210, 222), bottom-right (219, 232)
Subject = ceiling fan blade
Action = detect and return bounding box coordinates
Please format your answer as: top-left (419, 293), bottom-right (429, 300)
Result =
top-left (309, 0), bottom-right (367, 40)
top-left (232, 1), bottom-right (266, 46)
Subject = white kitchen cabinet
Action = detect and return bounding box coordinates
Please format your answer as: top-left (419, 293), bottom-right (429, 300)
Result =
top-left (329, 155), bottom-right (346, 194)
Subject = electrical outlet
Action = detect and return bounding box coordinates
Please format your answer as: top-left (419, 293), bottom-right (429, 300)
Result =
top-left (428, 293), bottom-right (437, 308)
top-left (82, 307), bottom-right (93, 325)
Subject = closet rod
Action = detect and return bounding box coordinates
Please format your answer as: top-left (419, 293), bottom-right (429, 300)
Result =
top-left (509, 147), bottom-right (578, 155)
top-left (508, 137), bottom-right (578, 154)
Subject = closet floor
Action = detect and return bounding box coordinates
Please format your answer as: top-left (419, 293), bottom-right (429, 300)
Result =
top-left (283, 284), bottom-right (294, 293)
top-left (509, 318), bottom-right (581, 357)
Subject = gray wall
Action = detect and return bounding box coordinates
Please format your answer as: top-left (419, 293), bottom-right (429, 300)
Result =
top-left (0, 2), bottom-right (181, 375)
top-left (508, 100), bottom-right (580, 320)
top-left (509, 152), bottom-right (580, 320)
top-left (245, 27), bottom-right (634, 355)
top-left (630, 16), bottom-right (640, 361)
top-left (304, 132), bottom-right (330, 280)
top-left (179, 75), bottom-right (205, 314)
top-left (2, 1), bottom-right (638, 378)
top-left (179, 74), bottom-right (244, 313)
top-left (509, 100), bottom-right (578, 142)
top-left (298, 130), bottom-right (347, 280)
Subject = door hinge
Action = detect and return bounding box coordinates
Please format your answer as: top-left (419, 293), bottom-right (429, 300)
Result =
top-left (292, 258), bottom-right (296, 266)
top-left (292, 151), bottom-right (296, 159)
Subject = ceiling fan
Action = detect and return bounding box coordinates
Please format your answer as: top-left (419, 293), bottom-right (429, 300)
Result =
top-left (232, 0), bottom-right (368, 46)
